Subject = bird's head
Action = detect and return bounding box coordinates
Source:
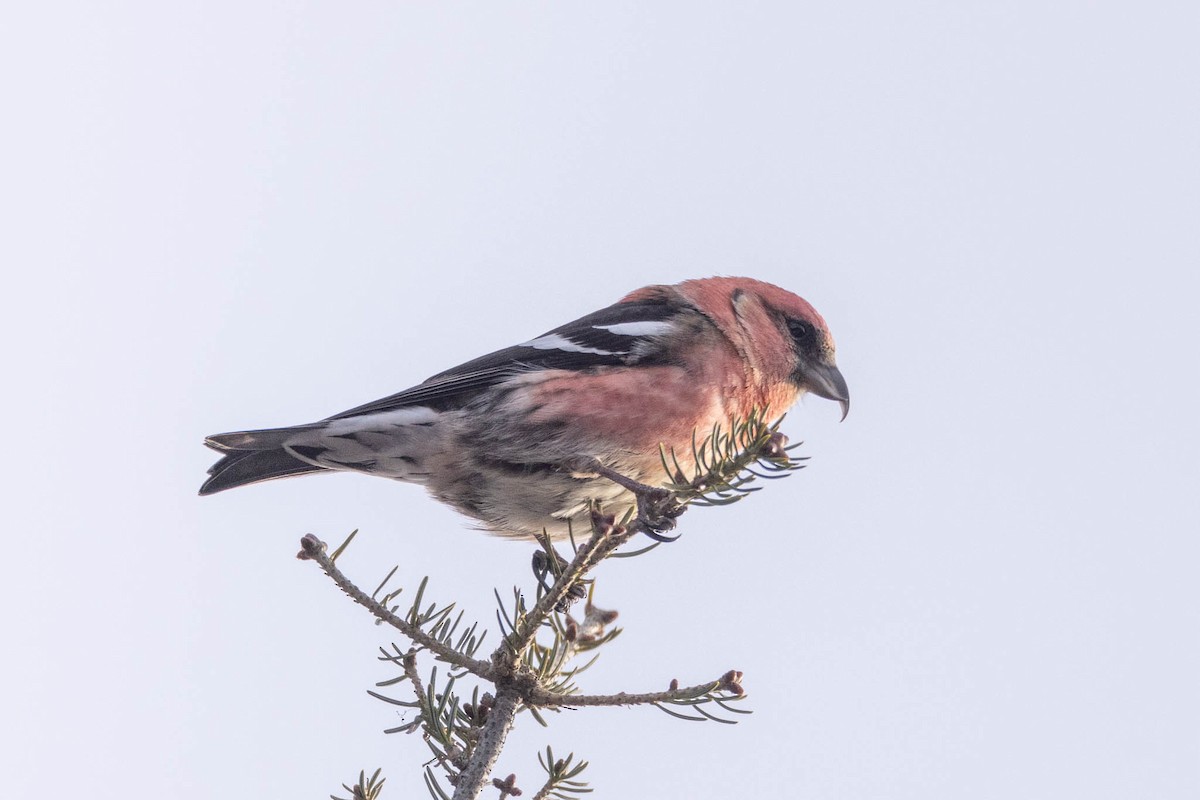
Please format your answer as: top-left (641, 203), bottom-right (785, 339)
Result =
top-left (676, 277), bottom-right (850, 421)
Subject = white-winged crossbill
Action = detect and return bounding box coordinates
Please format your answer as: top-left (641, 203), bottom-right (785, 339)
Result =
top-left (201, 277), bottom-right (848, 538)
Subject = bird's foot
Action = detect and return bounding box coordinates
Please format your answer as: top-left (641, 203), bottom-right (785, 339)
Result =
top-left (634, 486), bottom-right (686, 541)
top-left (583, 461), bottom-right (686, 541)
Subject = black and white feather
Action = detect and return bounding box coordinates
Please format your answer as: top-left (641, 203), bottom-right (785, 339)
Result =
top-left (328, 298), bottom-right (680, 418)
top-left (200, 296), bottom-right (684, 499)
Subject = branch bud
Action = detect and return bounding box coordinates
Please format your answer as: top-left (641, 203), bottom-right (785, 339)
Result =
top-left (492, 773), bottom-right (521, 796)
top-left (589, 507), bottom-right (618, 537)
top-left (760, 431), bottom-right (789, 461)
top-left (584, 602), bottom-right (619, 626)
top-left (296, 533), bottom-right (327, 560)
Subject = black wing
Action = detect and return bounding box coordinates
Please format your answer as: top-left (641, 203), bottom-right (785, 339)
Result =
top-left (328, 296), bottom-right (682, 419)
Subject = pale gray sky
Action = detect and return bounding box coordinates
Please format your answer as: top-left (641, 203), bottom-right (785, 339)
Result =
top-left (3, 2), bottom-right (1197, 798)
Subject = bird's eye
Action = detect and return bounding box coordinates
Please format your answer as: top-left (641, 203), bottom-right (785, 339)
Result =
top-left (787, 319), bottom-right (810, 340)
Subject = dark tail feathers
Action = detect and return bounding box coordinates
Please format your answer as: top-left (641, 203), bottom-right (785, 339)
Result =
top-left (200, 426), bottom-right (328, 496)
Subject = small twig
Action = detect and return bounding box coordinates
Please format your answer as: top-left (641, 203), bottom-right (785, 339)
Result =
top-left (525, 670), bottom-right (744, 709)
top-left (450, 688), bottom-right (522, 800)
top-left (402, 650), bottom-right (427, 707)
top-left (531, 748), bottom-right (589, 800)
top-left (298, 534), bottom-right (495, 679)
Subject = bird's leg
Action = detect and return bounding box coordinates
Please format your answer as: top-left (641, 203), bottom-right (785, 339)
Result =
top-left (578, 460), bottom-right (686, 541)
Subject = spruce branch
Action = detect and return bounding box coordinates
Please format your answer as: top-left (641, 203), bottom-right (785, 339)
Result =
top-left (447, 687), bottom-right (522, 800)
top-left (331, 768), bottom-right (386, 800)
top-left (298, 534), bottom-right (494, 680)
top-left (499, 511), bottom-right (638, 669)
top-left (659, 410), bottom-right (806, 509)
top-left (298, 412), bottom-right (807, 799)
top-left (532, 748), bottom-right (591, 800)
top-left (525, 670), bottom-right (747, 712)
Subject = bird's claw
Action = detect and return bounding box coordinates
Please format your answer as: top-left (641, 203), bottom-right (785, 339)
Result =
top-left (582, 460), bottom-right (688, 542)
top-left (634, 487), bottom-right (686, 541)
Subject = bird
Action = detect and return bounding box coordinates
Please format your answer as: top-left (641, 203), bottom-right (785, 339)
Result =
top-left (200, 277), bottom-right (848, 539)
